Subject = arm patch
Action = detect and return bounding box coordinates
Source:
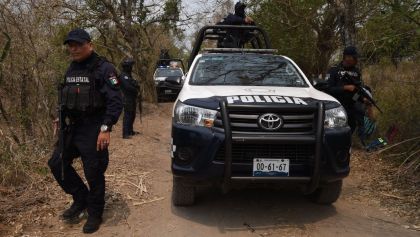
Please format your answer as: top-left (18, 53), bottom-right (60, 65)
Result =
top-left (105, 72), bottom-right (120, 90)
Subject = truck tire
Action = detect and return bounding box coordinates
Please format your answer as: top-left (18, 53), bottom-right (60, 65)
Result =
top-left (307, 180), bottom-right (343, 205)
top-left (172, 177), bottom-right (195, 206)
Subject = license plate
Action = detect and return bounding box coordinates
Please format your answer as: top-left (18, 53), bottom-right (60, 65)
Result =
top-left (164, 89), bottom-right (172, 94)
top-left (253, 158), bottom-right (289, 177)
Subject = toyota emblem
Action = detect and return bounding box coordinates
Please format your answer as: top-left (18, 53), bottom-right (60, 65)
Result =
top-left (258, 113), bottom-right (283, 131)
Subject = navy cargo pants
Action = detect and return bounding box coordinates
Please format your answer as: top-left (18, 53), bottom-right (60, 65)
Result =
top-left (48, 119), bottom-right (109, 218)
top-left (122, 98), bottom-right (137, 137)
top-left (345, 103), bottom-right (366, 144)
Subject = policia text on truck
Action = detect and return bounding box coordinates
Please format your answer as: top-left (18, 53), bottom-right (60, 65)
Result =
top-left (170, 25), bottom-right (352, 206)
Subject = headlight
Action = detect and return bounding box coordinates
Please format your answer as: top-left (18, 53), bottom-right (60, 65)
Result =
top-left (174, 102), bottom-right (217, 127)
top-left (324, 106), bottom-right (347, 128)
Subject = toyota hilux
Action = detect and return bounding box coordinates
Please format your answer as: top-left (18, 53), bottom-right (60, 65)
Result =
top-left (154, 59), bottom-right (185, 102)
top-left (170, 26), bottom-right (351, 206)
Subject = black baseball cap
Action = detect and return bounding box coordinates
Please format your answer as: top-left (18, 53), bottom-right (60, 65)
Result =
top-left (343, 46), bottom-right (358, 58)
top-left (63, 28), bottom-right (91, 45)
top-left (122, 58), bottom-right (135, 67)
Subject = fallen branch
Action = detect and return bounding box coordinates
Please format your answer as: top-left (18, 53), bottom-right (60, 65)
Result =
top-left (398, 149), bottom-right (420, 169)
top-left (380, 192), bottom-right (405, 200)
top-left (133, 197), bottom-right (164, 206)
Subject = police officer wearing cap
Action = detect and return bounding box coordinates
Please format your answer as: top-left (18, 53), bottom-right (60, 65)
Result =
top-left (326, 46), bottom-right (365, 135)
top-left (48, 28), bottom-right (122, 233)
top-left (120, 58), bottom-right (140, 139)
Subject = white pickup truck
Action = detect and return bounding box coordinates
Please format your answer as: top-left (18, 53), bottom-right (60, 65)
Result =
top-left (170, 25), bottom-right (351, 206)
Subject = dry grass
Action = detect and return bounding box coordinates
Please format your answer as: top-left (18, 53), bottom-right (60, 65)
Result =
top-left (363, 59), bottom-right (420, 178)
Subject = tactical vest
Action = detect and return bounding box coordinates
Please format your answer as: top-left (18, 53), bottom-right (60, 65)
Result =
top-left (61, 57), bottom-right (105, 115)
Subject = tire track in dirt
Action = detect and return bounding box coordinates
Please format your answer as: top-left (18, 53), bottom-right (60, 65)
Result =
top-left (3, 103), bottom-right (418, 237)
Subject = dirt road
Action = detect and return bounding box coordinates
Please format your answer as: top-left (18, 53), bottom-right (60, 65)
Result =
top-left (6, 103), bottom-right (418, 237)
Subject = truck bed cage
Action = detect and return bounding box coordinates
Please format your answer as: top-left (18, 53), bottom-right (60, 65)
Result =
top-left (201, 48), bottom-right (278, 54)
top-left (188, 25), bottom-right (273, 67)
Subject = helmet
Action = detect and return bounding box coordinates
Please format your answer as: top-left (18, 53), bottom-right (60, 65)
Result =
top-left (235, 1), bottom-right (246, 18)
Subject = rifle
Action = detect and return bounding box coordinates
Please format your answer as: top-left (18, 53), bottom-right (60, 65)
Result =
top-left (343, 73), bottom-right (383, 113)
top-left (136, 81), bottom-right (142, 123)
top-left (57, 84), bottom-right (66, 181)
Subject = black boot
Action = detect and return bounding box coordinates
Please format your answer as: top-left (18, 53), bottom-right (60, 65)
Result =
top-left (83, 216), bottom-right (102, 234)
top-left (61, 202), bottom-right (86, 221)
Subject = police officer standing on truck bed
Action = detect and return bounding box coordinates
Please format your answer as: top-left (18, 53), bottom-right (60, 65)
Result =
top-left (120, 58), bottom-right (140, 139)
top-left (326, 46), bottom-right (366, 136)
top-left (218, 1), bottom-right (255, 48)
top-left (48, 29), bottom-right (122, 234)
top-left (221, 1), bottom-right (254, 26)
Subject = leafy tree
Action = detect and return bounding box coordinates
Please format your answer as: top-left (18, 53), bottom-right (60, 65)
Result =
top-left (358, 0), bottom-right (420, 65)
top-left (250, 0), bottom-right (342, 77)
top-left (64, 0), bottom-right (183, 101)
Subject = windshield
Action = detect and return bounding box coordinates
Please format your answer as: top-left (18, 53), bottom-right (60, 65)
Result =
top-left (155, 68), bottom-right (183, 77)
top-left (190, 54), bottom-right (307, 87)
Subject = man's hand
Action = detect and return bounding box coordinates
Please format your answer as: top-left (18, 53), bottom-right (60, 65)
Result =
top-left (97, 131), bottom-right (111, 151)
top-left (245, 16), bottom-right (254, 24)
top-left (363, 97), bottom-right (372, 105)
top-left (344, 85), bottom-right (356, 92)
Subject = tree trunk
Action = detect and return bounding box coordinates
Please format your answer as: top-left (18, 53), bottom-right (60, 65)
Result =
top-left (20, 72), bottom-right (33, 138)
top-left (342, 0), bottom-right (356, 46)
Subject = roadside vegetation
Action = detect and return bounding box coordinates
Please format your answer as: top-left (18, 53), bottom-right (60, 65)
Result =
top-left (0, 0), bottom-right (418, 226)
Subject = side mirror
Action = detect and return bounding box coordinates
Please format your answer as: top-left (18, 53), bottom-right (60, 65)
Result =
top-left (312, 79), bottom-right (329, 91)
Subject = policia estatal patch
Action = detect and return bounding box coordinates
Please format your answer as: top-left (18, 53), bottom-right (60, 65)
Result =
top-left (227, 95), bottom-right (308, 105)
top-left (66, 76), bottom-right (90, 83)
top-left (106, 73), bottom-right (120, 89)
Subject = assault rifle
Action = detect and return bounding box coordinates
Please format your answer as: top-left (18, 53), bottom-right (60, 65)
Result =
top-left (57, 84), bottom-right (66, 181)
top-left (137, 83), bottom-right (142, 123)
top-left (343, 73), bottom-right (383, 113)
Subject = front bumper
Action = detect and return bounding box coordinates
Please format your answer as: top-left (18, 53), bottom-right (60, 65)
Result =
top-left (171, 102), bottom-right (352, 191)
top-left (155, 82), bottom-right (182, 99)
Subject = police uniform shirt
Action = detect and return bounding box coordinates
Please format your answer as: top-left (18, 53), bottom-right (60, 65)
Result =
top-left (64, 52), bottom-right (122, 127)
top-left (120, 73), bottom-right (139, 98)
top-left (325, 62), bottom-right (362, 107)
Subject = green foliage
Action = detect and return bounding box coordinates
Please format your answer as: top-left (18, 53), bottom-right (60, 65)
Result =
top-left (359, 0), bottom-right (420, 63)
top-left (251, 0), bottom-right (340, 75)
top-left (252, 0), bottom-right (419, 73)
top-left (163, 0), bottom-right (181, 29)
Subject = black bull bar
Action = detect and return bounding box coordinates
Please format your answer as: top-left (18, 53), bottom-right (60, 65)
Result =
top-left (219, 100), bottom-right (325, 193)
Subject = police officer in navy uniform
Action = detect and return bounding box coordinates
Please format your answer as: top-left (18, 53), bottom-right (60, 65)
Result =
top-left (120, 58), bottom-right (140, 139)
top-left (222, 1), bottom-right (254, 25)
top-left (48, 29), bottom-right (122, 234)
top-left (326, 46), bottom-right (365, 135)
top-left (218, 1), bottom-right (255, 48)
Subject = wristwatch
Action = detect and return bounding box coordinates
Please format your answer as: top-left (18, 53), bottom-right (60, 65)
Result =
top-left (100, 125), bottom-right (110, 132)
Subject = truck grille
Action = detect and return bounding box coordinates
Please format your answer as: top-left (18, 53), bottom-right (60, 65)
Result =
top-left (214, 109), bottom-right (315, 134)
top-left (215, 143), bottom-right (314, 165)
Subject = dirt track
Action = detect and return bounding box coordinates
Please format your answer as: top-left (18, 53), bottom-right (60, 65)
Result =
top-left (3, 103), bottom-right (418, 237)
